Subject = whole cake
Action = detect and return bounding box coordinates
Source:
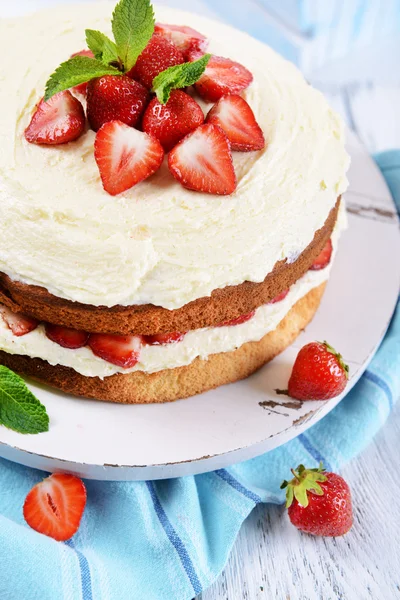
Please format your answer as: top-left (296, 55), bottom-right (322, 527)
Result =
top-left (0, 0), bottom-right (349, 403)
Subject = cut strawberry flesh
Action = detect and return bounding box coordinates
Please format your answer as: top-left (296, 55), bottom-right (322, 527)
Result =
top-left (310, 239), bottom-right (333, 271)
top-left (269, 289), bottom-right (289, 304)
top-left (144, 331), bottom-right (186, 345)
top-left (0, 305), bottom-right (38, 336)
top-left (154, 23), bottom-right (208, 59)
top-left (94, 120), bottom-right (164, 196)
top-left (206, 94), bottom-right (265, 152)
top-left (88, 333), bottom-right (142, 368)
top-left (23, 473), bottom-right (87, 542)
top-left (168, 123), bottom-right (236, 195)
top-left (70, 49), bottom-right (95, 95)
top-left (190, 53), bottom-right (253, 103)
top-left (45, 324), bottom-right (89, 349)
top-left (24, 91), bottom-right (86, 145)
top-left (219, 310), bottom-right (256, 327)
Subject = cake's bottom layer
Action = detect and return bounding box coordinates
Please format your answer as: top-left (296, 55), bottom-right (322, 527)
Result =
top-left (0, 283), bottom-right (325, 404)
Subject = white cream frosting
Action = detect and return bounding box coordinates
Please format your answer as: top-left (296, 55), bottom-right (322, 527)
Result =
top-left (0, 205), bottom-right (346, 377)
top-left (0, 3), bottom-right (350, 310)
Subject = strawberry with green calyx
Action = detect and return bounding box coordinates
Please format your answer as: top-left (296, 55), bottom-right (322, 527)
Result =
top-left (277, 340), bottom-right (349, 401)
top-left (281, 462), bottom-right (353, 537)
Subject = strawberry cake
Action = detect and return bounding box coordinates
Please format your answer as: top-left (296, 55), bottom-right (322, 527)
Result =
top-left (0, 1), bottom-right (349, 404)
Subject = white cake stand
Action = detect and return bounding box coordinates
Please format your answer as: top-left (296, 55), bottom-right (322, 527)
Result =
top-left (0, 133), bottom-right (399, 480)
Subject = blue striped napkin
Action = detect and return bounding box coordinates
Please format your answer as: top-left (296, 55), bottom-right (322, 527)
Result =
top-left (0, 151), bottom-right (398, 600)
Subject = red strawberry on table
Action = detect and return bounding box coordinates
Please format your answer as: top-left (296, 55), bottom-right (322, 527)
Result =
top-left (23, 473), bottom-right (87, 542)
top-left (281, 463), bottom-right (353, 537)
top-left (188, 52), bottom-right (253, 102)
top-left (219, 311), bottom-right (256, 327)
top-left (206, 95), bottom-right (265, 152)
top-left (86, 75), bottom-right (149, 132)
top-left (168, 123), bottom-right (236, 195)
top-left (144, 332), bottom-right (186, 345)
top-left (94, 120), bottom-right (164, 196)
top-left (142, 90), bottom-right (204, 152)
top-left (24, 91), bottom-right (85, 145)
top-left (88, 333), bottom-right (142, 368)
top-left (70, 49), bottom-right (94, 95)
top-left (45, 324), bottom-right (89, 349)
top-left (129, 34), bottom-right (185, 89)
top-left (0, 305), bottom-right (38, 336)
top-left (310, 239), bottom-right (333, 271)
top-left (154, 23), bottom-right (208, 59)
top-left (282, 341), bottom-right (349, 400)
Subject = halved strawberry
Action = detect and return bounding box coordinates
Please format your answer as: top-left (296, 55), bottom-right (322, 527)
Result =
top-left (142, 90), bottom-right (204, 152)
top-left (0, 305), bottom-right (38, 336)
top-left (206, 95), bottom-right (265, 152)
top-left (70, 49), bottom-right (95, 95)
top-left (88, 333), bottom-right (142, 368)
top-left (129, 34), bottom-right (185, 89)
top-left (87, 75), bottom-right (149, 132)
top-left (45, 324), bottom-right (89, 349)
top-left (154, 23), bottom-right (208, 59)
top-left (25, 91), bottom-right (86, 145)
top-left (269, 289), bottom-right (289, 304)
top-left (168, 123), bottom-right (236, 195)
top-left (144, 331), bottom-right (186, 345)
top-left (310, 239), bottom-right (333, 271)
top-left (23, 473), bottom-right (87, 542)
top-left (219, 310), bottom-right (256, 327)
top-left (188, 53), bottom-right (253, 102)
top-left (94, 120), bottom-right (164, 196)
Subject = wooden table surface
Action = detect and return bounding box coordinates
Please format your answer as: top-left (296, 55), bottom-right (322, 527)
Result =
top-left (2, 2), bottom-right (399, 598)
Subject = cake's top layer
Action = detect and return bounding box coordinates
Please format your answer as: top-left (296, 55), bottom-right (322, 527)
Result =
top-left (0, 3), bottom-right (349, 309)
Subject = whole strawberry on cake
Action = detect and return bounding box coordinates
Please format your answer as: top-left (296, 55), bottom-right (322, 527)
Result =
top-left (0, 0), bottom-right (350, 403)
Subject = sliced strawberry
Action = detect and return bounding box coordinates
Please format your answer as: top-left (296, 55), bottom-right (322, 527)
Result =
top-left (269, 289), bottom-right (289, 304)
top-left (144, 331), bottom-right (186, 345)
top-left (168, 123), bottom-right (236, 195)
top-left (94, 120), bottom-right (164, 196)
top-left (87, 75), bottom-right (149, 132)
top-left (24, 91), bottom-right (86, 145)
top-left (0, 305), bottom-right (38, 336)
top-left (129, 34), bottom-right (185, 89)
top-left (70, 49), bottom-right (95, 95)
top-left (206, 95), bottom-right (265, 152)
top-left (88, 333), bottom-right (142, 368)
top-left (188, 53), bottom-right (253, 103)
top-left (142, 90), bottom-right (204, 152)
top-left (23, 473), bottom-right (87, 542)
top-left (154, 23), bottom-right (208, 59)
top-left (45, 324), bottom-right (89, 349)
top-left (310, 239), bottom-right (333, 271)
top-left (219, 310), bottom-right (256, 327)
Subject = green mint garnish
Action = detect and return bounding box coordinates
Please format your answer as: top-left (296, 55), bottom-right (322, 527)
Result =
top-left (44, 0), bottom-right (155, 100)
top-left (44, 56), bottom-right (122, 101)
top-left (86, 30), bottom-right (120, 66)
top-left (152, 54), bottom-right (211, 104)
top-left (112, 0), bottom-right (155, 73)
top-left (0, 366), bottom-right (49, 434)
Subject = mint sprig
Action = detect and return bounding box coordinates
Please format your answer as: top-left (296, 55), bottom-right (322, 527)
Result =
top-left (112, 0), bottom-right (155, 73)
top-left (44, 0), bottom-right (155, 100)
top-left (44, 57), bottom-right (122, 101)
top-left (0, 366), bottom-right (49, 434)
top-left (152, 54), bottom-right (211, 104)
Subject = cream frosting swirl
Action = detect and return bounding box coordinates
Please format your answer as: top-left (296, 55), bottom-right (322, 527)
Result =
top-left (0, 3), bottom-right (350, 309)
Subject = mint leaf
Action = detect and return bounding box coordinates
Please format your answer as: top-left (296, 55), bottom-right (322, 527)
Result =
top-left (112, 0), bottom-right (155, 73)
top-left (85, 29), bottom-right (120, 66)
top-left (0, 366), bottom-right (49, 434)
top-left (44, 56), bottom-right (122, 101)
top-left (152, 54), bottom-right (211, 104)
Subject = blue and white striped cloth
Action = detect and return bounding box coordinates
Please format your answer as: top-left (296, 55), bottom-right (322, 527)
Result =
top-left (0, 151), bottom-right (399, 599)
